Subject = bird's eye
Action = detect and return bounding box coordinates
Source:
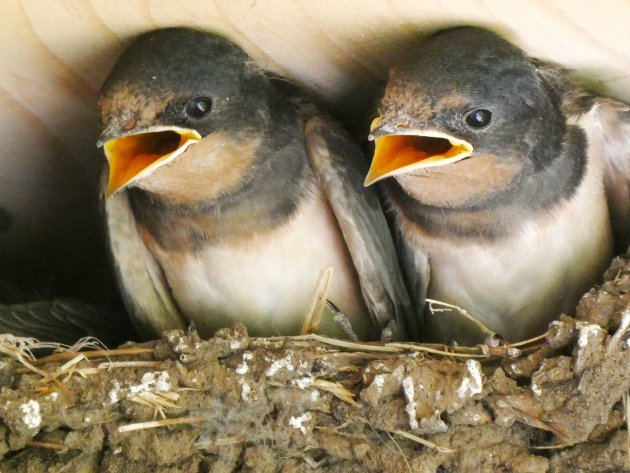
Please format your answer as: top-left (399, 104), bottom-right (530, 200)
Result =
top-left (185, 97), bottom-right (212, 118)
top-left (465, 109), bottom-right (492, 128)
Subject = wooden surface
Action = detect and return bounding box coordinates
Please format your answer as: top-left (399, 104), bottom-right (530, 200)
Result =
top-left (1, 0), bottom-right (629, 301)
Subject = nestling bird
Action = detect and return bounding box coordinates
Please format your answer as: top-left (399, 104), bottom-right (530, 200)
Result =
top-left (365, 26), bottom-right (630, 343)
top-left (98, 28), bottom-right (413, 341)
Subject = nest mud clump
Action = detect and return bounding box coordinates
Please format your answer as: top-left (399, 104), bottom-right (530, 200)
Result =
top-left (0, 255), bottom-right (629, 472)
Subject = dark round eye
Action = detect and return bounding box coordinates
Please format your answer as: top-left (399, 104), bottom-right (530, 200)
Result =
top-left (465, 109), bottom-right (492, 128)
top-left (185, 97), bottom-right (212, 118)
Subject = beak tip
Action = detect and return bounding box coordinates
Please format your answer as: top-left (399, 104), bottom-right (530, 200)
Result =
top-left (107, 177), bottom-right (121, 197)
top-left (107, 186), bottom-right (122, 198)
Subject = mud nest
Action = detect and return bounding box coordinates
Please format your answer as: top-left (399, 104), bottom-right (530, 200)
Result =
top-left (1, 255), bottom-right (630, 472)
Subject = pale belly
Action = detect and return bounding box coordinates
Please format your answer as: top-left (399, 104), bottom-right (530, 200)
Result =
top-left (412, 168), bottom-right (614, 343)
top-left (425, 223), bottom-right (611, 342)
top-left (149, 191), bottom-right (375, 339)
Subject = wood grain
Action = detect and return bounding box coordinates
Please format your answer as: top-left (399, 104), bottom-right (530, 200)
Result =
top-left (0, 0), bottom-right (628, 301)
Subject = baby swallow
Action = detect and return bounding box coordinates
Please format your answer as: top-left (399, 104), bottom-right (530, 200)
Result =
top-left (98, 28), bottom-right (413, 341)
top-left (365, 26), bottom-right (630, 343)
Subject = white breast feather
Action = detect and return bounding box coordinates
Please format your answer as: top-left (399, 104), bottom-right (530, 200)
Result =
top-left (150, 189), bottom-right (369, 338)
top-left (420, 114), bottom-right (614, 341)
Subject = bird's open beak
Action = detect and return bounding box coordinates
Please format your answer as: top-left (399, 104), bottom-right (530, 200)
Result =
top-left (364, 117), bottom-right (473, 186)
top-left (98, 127), bottom-right (201, 196)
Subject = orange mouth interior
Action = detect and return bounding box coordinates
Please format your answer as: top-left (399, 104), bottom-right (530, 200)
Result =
top-left (364, 121), bottom-right (473, 186)
top-left (374, 135), bottom-right (457, 169)
top-left (104, 129), bottom-right (200, 195)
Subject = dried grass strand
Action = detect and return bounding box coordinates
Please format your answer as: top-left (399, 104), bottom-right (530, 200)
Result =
top-left (426, 298), bottom-right (496, 339)
top-left (385, 430), bottom-right (412, 473)
top-left (392, 429), bottom-right (455, 453)
top-left (530, 444), bottom-right (570, 450)
top-left (30, 347), bottom-right (155, 367)
top-left (99, 361), bottom-right (162, 369)
top-left (312, 378), bottom-right (359, 406)
top-left (26, 440), bottom-right (67, 451)
top-left (301, 266), bottom-right (334, 335)
top-left (118, 415), bottom-right (207, 432)
top-left (385, 343), bottom-right (488, 359)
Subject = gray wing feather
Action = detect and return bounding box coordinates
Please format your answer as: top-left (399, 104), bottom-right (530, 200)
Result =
top-left (396, 231), bottom-right (429, 337)
top-left (0, 299), bottom-right (134, 346)
top-left (102, 170), bottom-right (187, 339)
top-left (592, 99), bottom-right (630, 252)
top-left (304, 117), bottom-right (417, 340)
top-left (534, 61), bottom-right (630, 252)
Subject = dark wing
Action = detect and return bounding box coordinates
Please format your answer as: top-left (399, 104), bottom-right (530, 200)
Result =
top-left (590, 98), bottom-right (630, 253)
top-left (304, 117), bottom-right (417, 340)
top-left (0, 299), bottom-right (135, 347)
top-left (534, 60), bottom-right (630, 253)
top-left (396, 231), bottom-right (429, 338)
top-left (102, 170), bottom-right (187, 339)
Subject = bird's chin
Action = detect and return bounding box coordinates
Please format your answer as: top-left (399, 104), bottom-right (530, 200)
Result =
top-left (393, 153), bottom-right (521, 208)
top-left (102, 127), bottom-right (201, 196)
top-left (112, 131), bottom-right (262, 205)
